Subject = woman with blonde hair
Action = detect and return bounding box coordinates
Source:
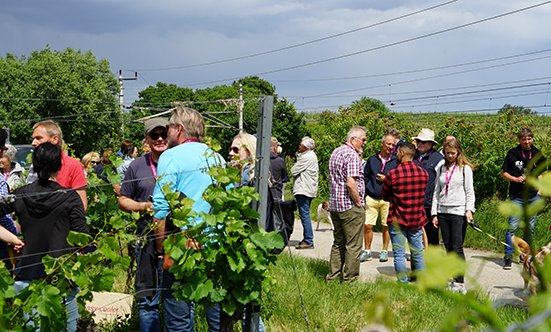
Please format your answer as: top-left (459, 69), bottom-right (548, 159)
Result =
top-left (229, 133), bottom-right (257, 187)
top-left (431, 138), bottom-right (475, 294)
top-left (81, 152), bottom-right (100, 176)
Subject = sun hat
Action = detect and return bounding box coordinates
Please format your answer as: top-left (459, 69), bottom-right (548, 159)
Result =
top-left (411, 128), bottom-right (438, 145)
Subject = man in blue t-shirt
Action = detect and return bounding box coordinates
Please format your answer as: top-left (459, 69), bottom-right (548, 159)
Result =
top-left (119, 118), bottom-right (168, 332)
top-left (152, 107), bottom-right (224, 332)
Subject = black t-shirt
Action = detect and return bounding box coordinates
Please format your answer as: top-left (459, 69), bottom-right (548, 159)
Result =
top-left (120, 154), bottom-right (157, 234)
top-left (502, 144), bottom-right (546, 199)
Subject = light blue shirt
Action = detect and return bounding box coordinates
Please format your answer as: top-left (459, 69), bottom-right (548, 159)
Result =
top-left (153, 142), bottom-right (225, 226)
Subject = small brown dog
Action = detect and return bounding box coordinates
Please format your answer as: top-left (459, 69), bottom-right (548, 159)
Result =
top-left (316, 202), bottom-right (333, 231)
top-left (511, 235), bottom-right (551, 294)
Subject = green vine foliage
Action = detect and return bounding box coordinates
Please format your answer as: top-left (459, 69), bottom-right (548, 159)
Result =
top-left (312, 102), bottom-right (551, 201)
top-left (0, 156), bottom-right (136, 331)
top-left (161, 163), bottom-right (284, 330)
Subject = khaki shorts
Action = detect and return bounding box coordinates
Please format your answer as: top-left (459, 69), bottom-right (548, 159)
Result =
top-left (364, 196), bottom-right (389, 227)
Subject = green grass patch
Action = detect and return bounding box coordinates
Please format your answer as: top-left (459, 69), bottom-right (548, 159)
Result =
top-left (258, 254), bottom-right (529, 332)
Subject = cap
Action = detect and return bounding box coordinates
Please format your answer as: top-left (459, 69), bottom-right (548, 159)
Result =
top-left (144, 118), bottom-right (168, 135)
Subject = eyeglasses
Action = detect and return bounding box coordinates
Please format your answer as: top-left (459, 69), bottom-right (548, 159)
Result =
top-left (0, 147), bottom-right (7, 152)
top-left (90, 160), bottom-right (100, 165)
top-left (415, 140), bottom-right (430, 145)
top-left (230, 146), bottom-right (240, 154)
top-left (354, 137), bottom-right (367, 143)
top-left (149, 131), bottom-right (168, 140)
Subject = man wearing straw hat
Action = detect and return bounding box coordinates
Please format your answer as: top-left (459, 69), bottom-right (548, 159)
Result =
top-left (412, 128), bottom-right (444, 248)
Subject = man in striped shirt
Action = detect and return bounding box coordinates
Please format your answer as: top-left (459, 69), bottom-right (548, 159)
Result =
top-left (326, 125), bottom-right (367, 283)
top-left (382, 142), bottom-right (428, 283)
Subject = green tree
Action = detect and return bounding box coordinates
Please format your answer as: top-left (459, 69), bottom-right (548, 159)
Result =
top-left (0, 47), bottom-right (121, 156)
top-left (124, 82), bottom-right (195, 145)
top-left (498, 103), bottom-right (535, 115)
top-left (131, 77), bottom-right (309, 157)
top-left (313, 97), bottom-right (396, 195)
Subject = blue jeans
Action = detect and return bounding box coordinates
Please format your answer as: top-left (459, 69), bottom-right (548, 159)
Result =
top-left (295, 195), bottom-right (314, 245)
top-left (388, 224), bottom-right (425, 283)
top-left (161, 271), bottom-right (220, 332)
top-left (136, 244), bottom-right (163, 332)
top-left (504, 195), bottom-right (540, 257)
top-left (14, 280), bottom-right (79, 332)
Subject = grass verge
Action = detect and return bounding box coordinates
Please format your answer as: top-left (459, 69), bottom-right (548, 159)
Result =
top-left (258, 254), bottom-right (528, 332)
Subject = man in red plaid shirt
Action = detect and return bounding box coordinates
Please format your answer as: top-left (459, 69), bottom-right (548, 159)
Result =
top-left (382, 142), bottom-right (428, 283)
top-left (326, 125), bottom-right (367, 283)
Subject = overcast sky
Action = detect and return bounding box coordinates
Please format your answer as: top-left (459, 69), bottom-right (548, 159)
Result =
top-left (2, 0), bottom-right (551, 115)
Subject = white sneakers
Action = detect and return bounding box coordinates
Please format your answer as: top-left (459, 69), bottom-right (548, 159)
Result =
top-left (447, 282), bottom-right (467, 295)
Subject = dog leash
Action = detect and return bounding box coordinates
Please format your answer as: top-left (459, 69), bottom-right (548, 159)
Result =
top-left (467, 219), bottom-right (513, 249)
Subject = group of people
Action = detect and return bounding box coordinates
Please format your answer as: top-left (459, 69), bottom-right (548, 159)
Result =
top-left (325, 125), bottom-right (543, 295)
top-left (0, 107), bottom-right (546, 331)
top-left (0, 110), bottom-right (234, 332)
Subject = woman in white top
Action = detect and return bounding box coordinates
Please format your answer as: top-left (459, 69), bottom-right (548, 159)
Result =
top-left (431, 138), bottom-right (475, 293)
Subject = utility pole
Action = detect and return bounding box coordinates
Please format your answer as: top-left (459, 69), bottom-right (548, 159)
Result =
top-left (238, 83), bottom-right (244, 134)
top-left (118, 70), bottom-right (137, 139)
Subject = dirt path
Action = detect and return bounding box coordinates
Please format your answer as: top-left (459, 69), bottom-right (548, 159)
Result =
top-left (287, 220), bottom-right (528, 305)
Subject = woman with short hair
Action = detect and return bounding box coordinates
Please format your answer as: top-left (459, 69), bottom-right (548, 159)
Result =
top-left (0, 144), bottom-right (26, 191)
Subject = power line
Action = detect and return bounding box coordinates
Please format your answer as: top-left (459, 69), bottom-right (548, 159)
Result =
top-left (290, 76), bottom-right (551, 101)
top-left (124, 0), bottom-right (458, 72)
top-left (389, 81), bottom-right (551, 103)
top-left (302, 54), bottom-right (551, 99)
top-left (391, 90), bottom-right (550, 110)
top-left (184, 0), bottom-right (551, 86)
top-left (270, 49), bottom-right (551, 83)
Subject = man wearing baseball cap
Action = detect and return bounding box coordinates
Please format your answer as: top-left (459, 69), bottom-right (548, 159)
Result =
top-left (119, 117), bottom-right (168, 332)
top-left (412, 128), bottom-right (444, 249)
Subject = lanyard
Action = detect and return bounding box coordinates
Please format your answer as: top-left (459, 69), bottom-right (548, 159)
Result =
top-left (417, 149), bottom-right (434, 164)
top-left (148, 153), bottom-right (157, 180)
top-left (4, 169), bottom-right (10, 181)
top-left (380, 154), bottom-right (390, 173)
top-left (445, 163), bottom-right (457, 195)
top-left (521, 149), bottom-right (532, 160)
top-left (344, 142), bottom-right (356, 152)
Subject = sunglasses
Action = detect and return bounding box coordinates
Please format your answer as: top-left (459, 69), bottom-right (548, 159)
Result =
top-left (90, 160), bottom-right (100, 165)
top-left (415, 140), bottom-right (430, 145)
top-left (149, 131), bottom-right (168, 140)
top-left (230, 146), bottom-right (240, 154)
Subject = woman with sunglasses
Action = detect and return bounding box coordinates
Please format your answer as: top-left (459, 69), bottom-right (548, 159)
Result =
top-left (229, 133), bottom-right (257, 188)
top-left (81, 151), bottom-right (100, 177)
top-left (228, 132), bottom-right (269, 331)
top-left (431, 138), bottom-right (475, 295)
